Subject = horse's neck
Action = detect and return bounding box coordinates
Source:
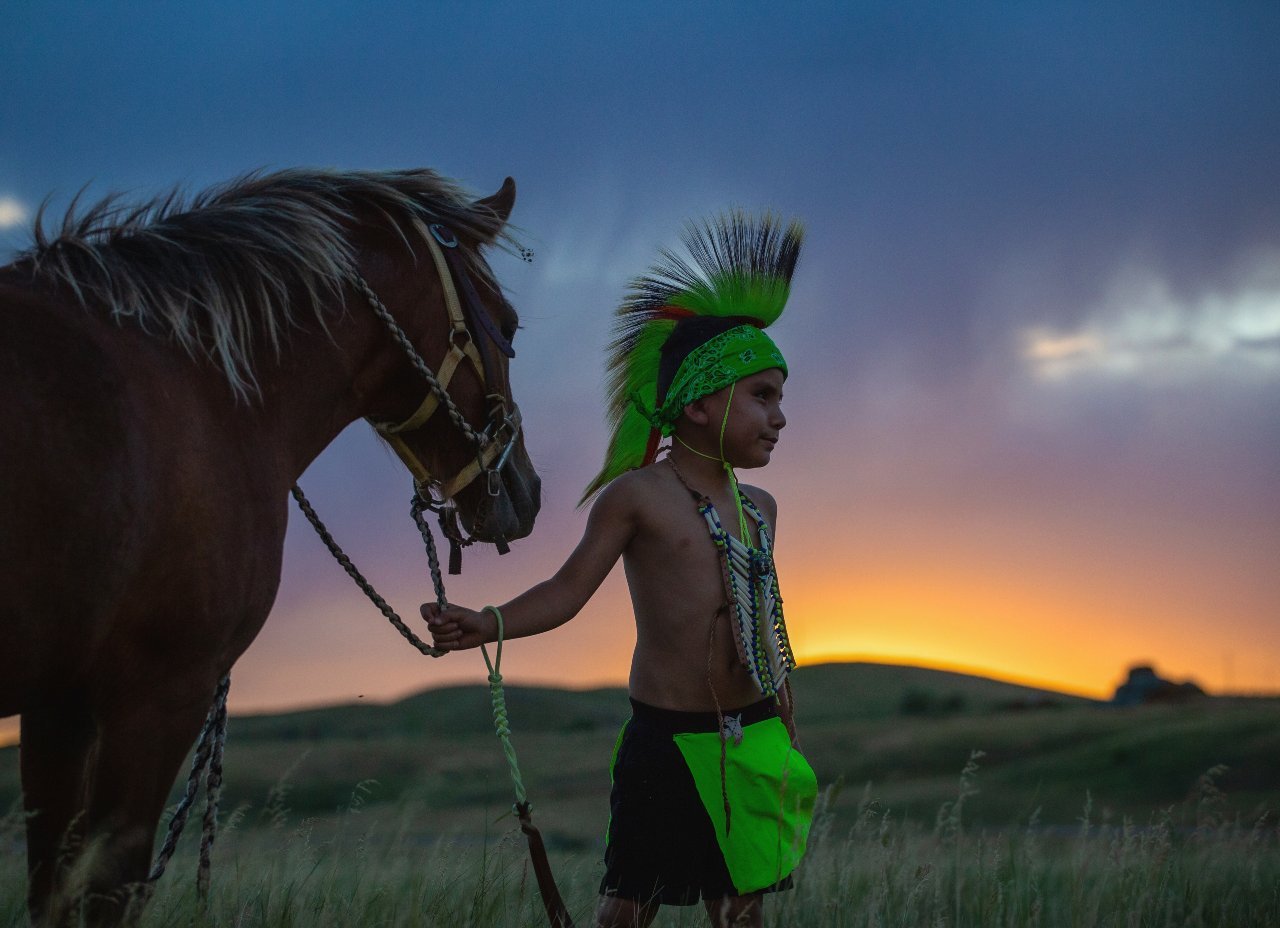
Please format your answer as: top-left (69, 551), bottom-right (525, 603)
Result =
top-left (249, 267), bottom-right (435, 486)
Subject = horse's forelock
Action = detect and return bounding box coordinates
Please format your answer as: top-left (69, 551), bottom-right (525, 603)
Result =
top-left (17, 167), bottom-right (514, 400)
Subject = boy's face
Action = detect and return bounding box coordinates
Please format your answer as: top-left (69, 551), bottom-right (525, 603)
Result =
top-left (692, 368), bottom-right (787, 469)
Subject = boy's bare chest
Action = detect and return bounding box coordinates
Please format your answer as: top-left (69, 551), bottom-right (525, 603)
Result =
top-left (622, 492), bottom-right (769, 707)
top-left (628, 507), bottom-right (722, 584)
top-left (628, 476), bottom-right (764, 569)
top-left (622, 490), bottom-right (749, 626)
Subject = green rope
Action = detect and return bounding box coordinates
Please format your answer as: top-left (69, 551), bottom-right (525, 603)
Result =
top-left (674, 381), bottom-right (752, 544)
top-left (717, 383), bottom-right (752, 545)
top-left (480, 605), bottom-right (529, 810)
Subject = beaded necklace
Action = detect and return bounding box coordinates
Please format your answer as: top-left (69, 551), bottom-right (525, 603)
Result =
top-left (666, 455), bottom-right (796, 698)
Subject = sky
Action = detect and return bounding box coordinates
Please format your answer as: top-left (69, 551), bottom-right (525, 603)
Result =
top-left (2, 2), bottom-right (1278, 739)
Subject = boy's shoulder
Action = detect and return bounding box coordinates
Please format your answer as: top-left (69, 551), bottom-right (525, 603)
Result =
top-left (590, 461), bottom-right (692, 527)
top-left (739, 482), bottom-right (778, 524)
top-left (603, 461), bottom-right (682, 507)
top-left (604, 466), bottom-right (778, 512)
top-left (604, 466), bottom-right (780, 533)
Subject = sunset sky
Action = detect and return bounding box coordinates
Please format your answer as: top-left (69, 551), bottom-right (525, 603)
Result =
top-left (2, 2), bottom-right (1277, 741)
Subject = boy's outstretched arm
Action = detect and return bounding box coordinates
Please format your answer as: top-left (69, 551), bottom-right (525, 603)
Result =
top-left (422, 479), bottom-right (638, 651)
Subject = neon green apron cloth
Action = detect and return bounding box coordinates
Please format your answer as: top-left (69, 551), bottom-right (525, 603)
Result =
top-left (674, 716), bottom-right (817, 894)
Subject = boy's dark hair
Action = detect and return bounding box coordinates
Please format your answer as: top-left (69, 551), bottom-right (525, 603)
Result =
top-left (656, 315), bottom-right (761, 405)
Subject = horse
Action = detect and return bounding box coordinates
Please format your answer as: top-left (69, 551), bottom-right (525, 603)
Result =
top-left (0, 167), bottom-right (541, 926)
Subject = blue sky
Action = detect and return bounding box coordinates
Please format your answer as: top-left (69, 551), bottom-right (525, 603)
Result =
top-left (3, 2), bottom-right (1278, 728)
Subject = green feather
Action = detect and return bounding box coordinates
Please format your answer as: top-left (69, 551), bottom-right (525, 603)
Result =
top-left (669, 270), bottom-right (791, 323)
top-left (580, 321), bottom-right (675, 504)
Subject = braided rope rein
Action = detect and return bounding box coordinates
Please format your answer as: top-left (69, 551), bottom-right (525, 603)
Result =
top-left (290, 486), bottom-right (449, 656)
top-left (353, 276), bottom-right (483, 447)
top-left (147, 675), bottom-right (229, 894)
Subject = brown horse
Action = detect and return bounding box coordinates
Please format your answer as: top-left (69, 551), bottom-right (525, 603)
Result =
top-left (0, 167), bottom-right (541, 925)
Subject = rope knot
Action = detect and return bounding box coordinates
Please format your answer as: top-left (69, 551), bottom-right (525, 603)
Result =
top-left (489, 675), bottom-right (511, 737)
top-left (630, 389), bottom-right (679, 435)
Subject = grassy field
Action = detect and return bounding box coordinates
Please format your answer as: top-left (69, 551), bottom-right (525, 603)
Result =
top-left (1, 662), bottom-right (1278, 925)
top-left (1, 761), bottom-right (1275, 927)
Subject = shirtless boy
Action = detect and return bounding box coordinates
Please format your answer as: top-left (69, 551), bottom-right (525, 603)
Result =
top-left (423, 212), bottom-right (817, 928)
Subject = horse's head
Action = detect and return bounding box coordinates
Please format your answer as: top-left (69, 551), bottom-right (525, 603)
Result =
top-left (363, 177), bottom-right (540, 547)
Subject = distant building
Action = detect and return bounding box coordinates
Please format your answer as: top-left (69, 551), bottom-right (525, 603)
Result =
top-left (1112, 664), bottom-right (1206, 706)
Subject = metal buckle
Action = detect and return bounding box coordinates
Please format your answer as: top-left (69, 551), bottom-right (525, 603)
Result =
top-left (415, 478), bottom-right (443, 506)
top-left (492, 429), bottom-right (518, 473)
top-left (481, 408), bottom-right (521, 497)
top-left (429, 223), bottom-right (459, 248)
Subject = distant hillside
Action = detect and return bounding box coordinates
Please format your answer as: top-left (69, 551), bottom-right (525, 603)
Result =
top-left (793, 662), bottom-right (1096, 721)
top-left (228, 682), bottom-right (630, 742)
top-left (225, 661), bottom-right (1090, 743)
top-left (1, 662), bottom-right (1275, 837)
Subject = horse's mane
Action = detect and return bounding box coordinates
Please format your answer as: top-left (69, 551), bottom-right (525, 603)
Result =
top-left (14, 168), bottom-right (515, 398)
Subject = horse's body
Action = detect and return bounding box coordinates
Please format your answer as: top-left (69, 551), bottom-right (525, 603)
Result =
top-left (0, 168), bottom-right (539, 926)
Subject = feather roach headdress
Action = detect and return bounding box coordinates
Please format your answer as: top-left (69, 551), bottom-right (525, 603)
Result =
top-left (581, 210), bottom-right (804, 504)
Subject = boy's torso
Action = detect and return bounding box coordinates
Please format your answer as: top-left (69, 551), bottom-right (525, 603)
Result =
top-left (618, 461), bottom-right (774, 712)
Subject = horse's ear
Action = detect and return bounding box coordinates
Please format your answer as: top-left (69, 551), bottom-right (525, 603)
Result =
top-left (471, 177), bottom-right (516, 243)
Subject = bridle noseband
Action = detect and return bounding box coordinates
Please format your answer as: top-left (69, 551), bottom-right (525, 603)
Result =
top-left (359, 222), bottom-right (522, 562)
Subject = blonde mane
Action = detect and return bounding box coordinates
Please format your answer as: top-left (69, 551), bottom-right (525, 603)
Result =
top-left (15, 167), bottom-right (513, 398)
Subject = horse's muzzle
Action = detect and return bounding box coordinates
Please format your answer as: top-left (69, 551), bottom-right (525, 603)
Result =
top-left (462, 443), bottom-right (541, 543)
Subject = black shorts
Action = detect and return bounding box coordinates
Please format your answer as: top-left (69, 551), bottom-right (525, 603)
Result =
top-left (599, 698), bottom-right (793, 906)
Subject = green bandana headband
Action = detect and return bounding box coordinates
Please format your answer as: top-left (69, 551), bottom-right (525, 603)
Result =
top-left (637, 324), bottom-right (788, 435)
top-left (581, 211), bottom-right (803, 505)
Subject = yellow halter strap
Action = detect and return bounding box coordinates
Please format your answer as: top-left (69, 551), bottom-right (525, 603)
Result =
top-left (369, 231), bottom-right (514, 499)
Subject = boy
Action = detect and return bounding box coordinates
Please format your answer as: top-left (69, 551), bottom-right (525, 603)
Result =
top-left (423, 212), bottom-right (816, 928)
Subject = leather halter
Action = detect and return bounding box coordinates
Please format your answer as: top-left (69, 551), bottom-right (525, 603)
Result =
top-left (369, 223), bottom-right (520, 502)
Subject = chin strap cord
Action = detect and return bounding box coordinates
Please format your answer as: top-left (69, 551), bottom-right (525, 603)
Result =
top-left (481, 606), bottom-right (575, 928)
top-left (675, 382), bottom-right (752, 544)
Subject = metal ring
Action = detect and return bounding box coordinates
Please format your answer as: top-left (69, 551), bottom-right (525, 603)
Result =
top-left (429, 223), bottom-right (459, 248)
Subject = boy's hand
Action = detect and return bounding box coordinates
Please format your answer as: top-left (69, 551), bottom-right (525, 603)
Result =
top-left (421, 602), bottom-right (497, 651)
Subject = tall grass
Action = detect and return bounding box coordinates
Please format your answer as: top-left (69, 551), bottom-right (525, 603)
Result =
top-left (789, 768), bottom-right (1280, 928)
top-left (1, 761), bottom-right (1276, 927)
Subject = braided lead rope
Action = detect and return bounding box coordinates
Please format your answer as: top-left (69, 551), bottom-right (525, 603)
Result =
top-left (149, 676), bottom-right (230, 885)
top-left (352, 276), bottom-right (483, 447)
top-left (410, 495), bottom-right (450, 609)
top-left (480, 606), bottom-right (576, 927)
top-left (289, 485), bottom-right (447, 657)
top-left (478, 606), bottom-right (529, 809)
top-left (196, 685), bottom-right (228, 898)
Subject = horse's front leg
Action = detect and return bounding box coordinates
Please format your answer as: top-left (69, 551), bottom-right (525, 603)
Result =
top-left (21, 694), bottom-right (97, 928)
top-left (76, 677), bottom-right (220, 927)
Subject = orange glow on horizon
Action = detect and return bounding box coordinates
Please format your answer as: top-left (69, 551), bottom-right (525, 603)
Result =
top-left (777, 549), bottom-right (1268, 700)
top-left (796, 649), bottom-right (1108, 700)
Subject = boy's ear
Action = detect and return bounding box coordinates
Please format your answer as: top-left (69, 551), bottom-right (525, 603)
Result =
top-left (682, 398), bottom-right (713, 427)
